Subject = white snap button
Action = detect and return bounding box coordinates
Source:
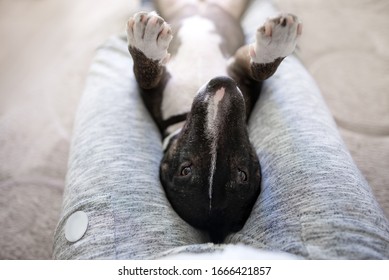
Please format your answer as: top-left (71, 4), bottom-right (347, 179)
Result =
top-left (65, 211), bottom-right (88, 242)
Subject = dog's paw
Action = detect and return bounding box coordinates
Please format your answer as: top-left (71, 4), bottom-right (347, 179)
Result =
top-left (126, 11), bottom-right (173, 64)
top-left (250, 13), bottom-right (302, 64)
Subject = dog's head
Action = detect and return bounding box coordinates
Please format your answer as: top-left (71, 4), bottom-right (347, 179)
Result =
top-left (160, 76), bottom-right (261, 242)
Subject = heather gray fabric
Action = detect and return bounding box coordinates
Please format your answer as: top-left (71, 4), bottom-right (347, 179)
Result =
top-left (52, 36), bottom-right (207, 259)
top-left (226, 55), bottom-right (389, 259)
top-left (53, 2), bottom-right (389, 259)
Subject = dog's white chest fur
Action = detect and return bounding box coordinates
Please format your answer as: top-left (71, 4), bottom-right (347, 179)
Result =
top-left (162, 16), bottom-right (227, 120)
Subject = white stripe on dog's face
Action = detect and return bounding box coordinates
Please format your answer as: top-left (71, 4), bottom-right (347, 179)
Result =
top-left (206, 87), bottom-right (225, 210)
top-left (207, 88), bottom-right (225, 134)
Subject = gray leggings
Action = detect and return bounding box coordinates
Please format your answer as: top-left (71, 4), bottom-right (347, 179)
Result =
top-left (52, 34), bottom-right (389, 259)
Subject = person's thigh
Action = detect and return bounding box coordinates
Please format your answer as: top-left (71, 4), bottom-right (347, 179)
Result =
top-left (227, 55), bottom-right (389, 259)
top-left (52, 36), bottom-right (206, 259)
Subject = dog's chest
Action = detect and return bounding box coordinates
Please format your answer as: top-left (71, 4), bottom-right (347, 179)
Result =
top-left (161, 16), bottom-right (227, 121)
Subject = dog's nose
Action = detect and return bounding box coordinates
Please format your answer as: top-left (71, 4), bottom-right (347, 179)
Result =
top-left (207, 76), bottom-right (237, 90)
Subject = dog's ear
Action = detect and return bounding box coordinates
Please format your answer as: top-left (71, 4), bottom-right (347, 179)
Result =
top-left (159, 141), bottom-right (213, 231)
top-left (160, 137), bottom-right (178, 183)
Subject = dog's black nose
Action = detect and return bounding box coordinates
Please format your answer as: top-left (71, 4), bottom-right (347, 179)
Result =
top-left (207, 76), bottom-right (236, 90)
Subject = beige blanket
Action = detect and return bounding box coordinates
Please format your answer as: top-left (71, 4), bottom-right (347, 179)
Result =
top-left (0, 0), bottom-right (388, 259)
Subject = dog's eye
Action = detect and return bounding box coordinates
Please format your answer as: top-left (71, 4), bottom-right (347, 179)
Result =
top-left (238, 169), bottom-right (247, 182)
top-left (180, 166), bottom-right (192, 176)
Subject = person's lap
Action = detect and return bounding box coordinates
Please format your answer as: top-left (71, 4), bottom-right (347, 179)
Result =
top-left (52, 0), bottom-right (389, 259)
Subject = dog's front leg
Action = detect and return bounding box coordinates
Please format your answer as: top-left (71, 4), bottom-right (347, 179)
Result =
top-left (229, 14), bottom-right (302, 84)
top-left (126, 12), bottom-right (172, 89)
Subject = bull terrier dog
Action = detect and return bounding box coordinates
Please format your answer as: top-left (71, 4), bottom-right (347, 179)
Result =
top-left (126, 0), bottom-right (302, 242)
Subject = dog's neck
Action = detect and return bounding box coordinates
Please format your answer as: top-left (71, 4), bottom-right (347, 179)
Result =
top-left (161, 15), bottom-right (228, 135)
top-left (160, 9), bottom-right (245, 146)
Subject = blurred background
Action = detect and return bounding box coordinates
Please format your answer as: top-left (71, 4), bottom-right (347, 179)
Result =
top-left (0, 0), bottom-right (388, 259)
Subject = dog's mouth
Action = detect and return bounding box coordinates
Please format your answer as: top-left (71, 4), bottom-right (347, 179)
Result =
top-left (160, 76), bottom-right (261, 242)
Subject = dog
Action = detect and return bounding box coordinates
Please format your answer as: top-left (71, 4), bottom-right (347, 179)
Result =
top-left (126, 0), bottom-right (302, 242)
